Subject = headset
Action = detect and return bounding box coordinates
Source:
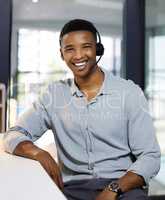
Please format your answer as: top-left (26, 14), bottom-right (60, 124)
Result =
top-left (95, 30), bottom-right (104, 57)
top-left (95, 29), bottom-right (104, 64)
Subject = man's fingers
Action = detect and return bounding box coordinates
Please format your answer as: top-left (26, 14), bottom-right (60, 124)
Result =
top-left (51, 166), bottom-right (63, 188)
top-left (36, 152), bottom-right (63, 190)
top-left (58, 175), bottom-right (64, 190)
top-left (55, 172), bottom-right (63, 190)
top-left (50, 171), bottom-right (63, 190)
top-left (50, 174), bottom-right (59, 186)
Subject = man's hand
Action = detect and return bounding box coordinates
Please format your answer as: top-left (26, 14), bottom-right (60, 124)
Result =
top-left (35, 150), bottom-right (64, 190)
top-left (13, 141), bottom-right (63, 190)
top-left (95, 190), bottom-right (118, 200)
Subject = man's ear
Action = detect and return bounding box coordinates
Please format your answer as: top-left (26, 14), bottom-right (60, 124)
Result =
top-left (60, 48), bottom-right (64, 60)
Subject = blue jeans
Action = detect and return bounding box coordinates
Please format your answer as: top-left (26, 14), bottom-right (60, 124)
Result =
top-left (63, 178), bottom-right (149, 200)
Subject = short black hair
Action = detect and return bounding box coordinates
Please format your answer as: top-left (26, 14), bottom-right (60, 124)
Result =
top-left (59, 19), bottom-right (97, 45)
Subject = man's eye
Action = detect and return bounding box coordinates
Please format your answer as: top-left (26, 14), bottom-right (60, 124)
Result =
top-left (83, 45), bottom-right (91, 48)
top-left (64, 48), bottom-right (74, 52)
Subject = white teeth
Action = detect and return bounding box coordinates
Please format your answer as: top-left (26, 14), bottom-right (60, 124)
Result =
top-left (75, 62), bottom-right (86, 67)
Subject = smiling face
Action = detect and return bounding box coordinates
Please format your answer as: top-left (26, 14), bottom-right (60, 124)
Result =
top-left (60, 30), bottom-right (98, 79)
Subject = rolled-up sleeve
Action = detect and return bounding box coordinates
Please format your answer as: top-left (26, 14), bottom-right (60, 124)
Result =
top-left (3, 84), bottom-right (53, 154)
top-left (126, 81), bottom-right (161, 184)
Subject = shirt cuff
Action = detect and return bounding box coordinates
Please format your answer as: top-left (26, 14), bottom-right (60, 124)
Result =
top-left (127, 164), bottom-right (157, 185)
top-left (3, 131), bottom-right (32, 154)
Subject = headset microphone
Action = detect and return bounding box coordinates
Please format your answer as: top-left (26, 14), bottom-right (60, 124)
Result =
top-left (96, 54), bottom-right (103, 65)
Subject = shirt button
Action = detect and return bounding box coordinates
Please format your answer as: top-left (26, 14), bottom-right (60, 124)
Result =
top-left (88, 163), bottom-right (94, 170)
top-left (93, 172), bottom-right (98, 178)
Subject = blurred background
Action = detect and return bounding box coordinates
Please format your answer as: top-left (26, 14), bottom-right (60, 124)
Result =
top-left (0, 0), bottom-right (165, 198)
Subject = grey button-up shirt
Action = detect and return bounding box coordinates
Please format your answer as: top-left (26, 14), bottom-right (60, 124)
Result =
top-left (3, 68), bottom-right (160, 184)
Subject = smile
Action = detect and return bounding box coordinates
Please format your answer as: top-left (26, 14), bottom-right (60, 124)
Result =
top-left (74, 62), bottom-right (87, 69)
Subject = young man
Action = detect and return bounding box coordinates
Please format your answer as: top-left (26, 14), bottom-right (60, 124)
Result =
top-left (4, 19), bottom-right (160, 200)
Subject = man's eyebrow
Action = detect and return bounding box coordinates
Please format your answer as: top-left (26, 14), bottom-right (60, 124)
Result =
top-left (63, 41), bottom-right (95, 49)
top-left (82, 42), bottom-right (94, 45)
top-left (63, 44), bottom-right (74, 49)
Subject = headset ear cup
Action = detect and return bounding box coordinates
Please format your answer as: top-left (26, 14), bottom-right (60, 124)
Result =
top-left (96, 43), bottom-right (104, 56)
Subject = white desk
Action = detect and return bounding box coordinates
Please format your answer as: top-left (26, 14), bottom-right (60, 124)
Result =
top-left (0, 135), bottom-right (67, 200)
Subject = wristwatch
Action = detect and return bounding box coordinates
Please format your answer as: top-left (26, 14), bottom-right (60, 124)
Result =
top-left (105, 181), bottom-right (123, 196)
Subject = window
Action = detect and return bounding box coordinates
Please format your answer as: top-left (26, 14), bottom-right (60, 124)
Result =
top-left (146, 34), bottom-right (165, 149)
top-left (11, 29), bottom-right (70, 119)
top-left (146, 0), bottom-right (165, 193)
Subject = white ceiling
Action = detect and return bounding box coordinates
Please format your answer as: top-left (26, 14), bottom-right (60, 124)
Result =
top-left (12, 0), bottom-right (124, 26)
top-left (146, 0), bottom-right (165, 28)
top-left (12, 0), bottom-right (165, 30)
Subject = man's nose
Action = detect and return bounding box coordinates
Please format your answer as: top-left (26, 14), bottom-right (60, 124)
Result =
top-left (74, 49), bottom-right (84, 59)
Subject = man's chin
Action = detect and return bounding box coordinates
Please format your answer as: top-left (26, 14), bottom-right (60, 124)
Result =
top-left (74, 69), bottom-right (96, 79)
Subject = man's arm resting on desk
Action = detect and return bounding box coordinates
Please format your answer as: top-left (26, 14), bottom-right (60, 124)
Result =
top-left (13, 141), bottom-right (63, 190)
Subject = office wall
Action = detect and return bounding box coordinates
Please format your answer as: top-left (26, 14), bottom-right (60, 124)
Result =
top-left (0, 0), bottom-right (12, 89)
top-left (0, 0), bottom-right (12, 130)
top-left (123, 0), bottom-right (145, 90)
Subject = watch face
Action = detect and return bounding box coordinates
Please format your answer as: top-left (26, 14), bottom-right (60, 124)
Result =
top-left (110, 182), bottom-right (119, 190)
top-left (108, 181), bottom-right (122, 195)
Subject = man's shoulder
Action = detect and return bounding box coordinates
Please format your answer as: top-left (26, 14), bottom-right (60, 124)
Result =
top-left (38, 79), bottom-right (73, 106)
top-left (107, 73), bottom-right (139, 92)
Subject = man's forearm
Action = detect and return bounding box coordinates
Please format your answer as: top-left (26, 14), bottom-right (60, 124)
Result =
top-left (13, 140), bottom-right (64, 189)
top-left (13, 141), bottom-right (45, 160)
top-left (117, 171), bottom-right (145, 193)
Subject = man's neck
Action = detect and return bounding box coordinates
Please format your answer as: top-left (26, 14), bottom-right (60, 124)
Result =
top-left (75, 66), bottom-right (104, 94)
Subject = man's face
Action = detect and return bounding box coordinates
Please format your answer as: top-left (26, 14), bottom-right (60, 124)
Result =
top-left (60, 31), bottom-right (97, 79)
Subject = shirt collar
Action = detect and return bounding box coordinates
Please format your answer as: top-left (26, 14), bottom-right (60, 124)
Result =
top-left (70, 80), bottom-right (84, 97)
top-left (99, 67), bottom-right (112, 95)
top-left (70, 67), bottom-right (112, 97)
